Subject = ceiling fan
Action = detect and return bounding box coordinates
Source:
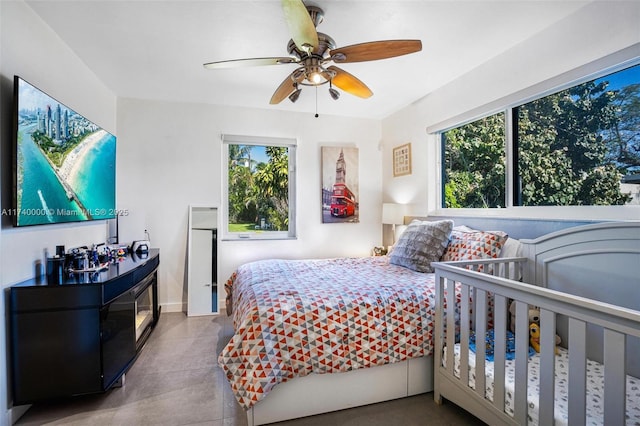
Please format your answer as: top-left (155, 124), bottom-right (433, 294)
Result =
top-left (203, 0), bottom-right (422, 105)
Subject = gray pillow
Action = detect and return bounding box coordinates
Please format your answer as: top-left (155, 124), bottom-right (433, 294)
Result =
top-left (389, 219), bottom-right (454, 272)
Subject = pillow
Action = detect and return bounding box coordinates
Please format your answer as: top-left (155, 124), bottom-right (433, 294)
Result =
top-left (498, 237), bottom-right (523, 280)
top-left (389, 219), bottom-right (453, 272)
top-left (499, 237), bottom-right (521, 258)
top-left (441, 227), bottom-right (508, 262)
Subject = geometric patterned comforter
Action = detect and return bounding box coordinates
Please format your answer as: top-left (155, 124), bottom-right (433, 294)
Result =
top-left (218, 256), bottom-right (438, 409)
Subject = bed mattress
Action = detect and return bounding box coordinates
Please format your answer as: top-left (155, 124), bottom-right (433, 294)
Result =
top-left (219, 256), bottom-right (443, 409)
top-left (446, 344), bottom-right (640, 425)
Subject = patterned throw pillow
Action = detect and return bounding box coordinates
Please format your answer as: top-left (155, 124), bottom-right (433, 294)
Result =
top-left (441, 228), bottom-right (508, 262)
top-left (389, 220), bottom-right (454, 272)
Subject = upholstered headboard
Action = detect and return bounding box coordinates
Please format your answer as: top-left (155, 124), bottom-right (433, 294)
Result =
top-left (405, 215), bottom-right (600, 241)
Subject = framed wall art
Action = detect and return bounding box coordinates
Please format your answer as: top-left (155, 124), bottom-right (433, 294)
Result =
top-left (321, 146), bottom-right (359, 224)
top-left (392, 143), bottom-right (412, 177)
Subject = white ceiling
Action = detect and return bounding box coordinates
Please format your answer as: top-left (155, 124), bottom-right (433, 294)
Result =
top-left (25, 1), bottom-right (589, 120)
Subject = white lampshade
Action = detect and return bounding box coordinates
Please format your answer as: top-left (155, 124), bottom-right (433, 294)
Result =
top-left (382, 203), bottom-right (405, 225)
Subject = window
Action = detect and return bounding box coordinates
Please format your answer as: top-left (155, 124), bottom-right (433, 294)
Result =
top-left (441, 63), bottom-right (640, 208)
top-left (515, 65), bottom-right (639, 206)
top-left (222, 135), bottom-right (296, 239)
top-left (442, 112), bottom-right (506, 208)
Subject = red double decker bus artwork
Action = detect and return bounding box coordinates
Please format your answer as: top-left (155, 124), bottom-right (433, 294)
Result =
top-left (330, 183), bottom-right (356, 217)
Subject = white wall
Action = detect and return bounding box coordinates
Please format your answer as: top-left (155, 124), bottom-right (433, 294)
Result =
top-left (116, 98), bottom-right (383, 313)
top-left (0, 2), bottom-right (116, 283)
top-left (0, 1), bottom-right (117, 424)
top-left (1, 2), bottom-right (383, 422)
top-left (381, 1), bottom-right (640, 221)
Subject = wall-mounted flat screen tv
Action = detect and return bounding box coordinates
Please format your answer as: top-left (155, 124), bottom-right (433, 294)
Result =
top-left (13, 76), bottom-right (116, 227)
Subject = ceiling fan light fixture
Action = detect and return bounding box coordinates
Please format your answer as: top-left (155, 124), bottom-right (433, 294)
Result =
top-left (292, 68), bottom-right (306, 81)
top-left (288, 87), bottom-right (302, 103)
top-left (204, 2), bottom-right (423, 108)
top-left (310, 71), bottom-right (324, 84)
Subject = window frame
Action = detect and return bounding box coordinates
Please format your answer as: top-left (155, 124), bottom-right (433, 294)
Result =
top-left (435, 55), bottom-right (640, 214)
top-left (440, 110), bottom-right (507, 209)
top-left (221, 134), bottom-right (297, 241)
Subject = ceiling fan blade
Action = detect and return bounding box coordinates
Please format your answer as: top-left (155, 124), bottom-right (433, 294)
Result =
top-left (281, 0), bottom-right (318, 52)
top-left (270, 72), bottom-right (299, 104)
top-left (331, 40), bottom-right (422, 63)
top-left (328, 66), bottom-right (373, 99)
top-left (204, 57), bottom-right (297, 70)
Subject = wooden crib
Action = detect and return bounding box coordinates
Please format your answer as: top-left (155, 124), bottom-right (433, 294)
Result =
top-left (433, 222), bottom-right (640, 425)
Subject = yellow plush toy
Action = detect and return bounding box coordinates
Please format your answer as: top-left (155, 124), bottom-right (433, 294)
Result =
top-left (529, 323), bottom-right (541, 352)
top-left (529, 323), bottom-right (559, 354)
top-left (511, 301), bottom-right (561, 348)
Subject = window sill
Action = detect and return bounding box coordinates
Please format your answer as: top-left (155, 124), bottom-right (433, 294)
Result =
top-left (222, 235), bottom-right (297, 241)
top-left (429, 206), bottom-right (640, 222)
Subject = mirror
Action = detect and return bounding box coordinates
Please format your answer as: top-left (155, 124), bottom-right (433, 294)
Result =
top-left (187, 206), bottom-right (218, 316)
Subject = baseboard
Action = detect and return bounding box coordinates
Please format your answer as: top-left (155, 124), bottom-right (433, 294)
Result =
top-left (8, 404), bottom-right (30, 425)
top-left (161, 302), bottom-right (224, 316)
top-left (159, 302), bottom-right (185, 313)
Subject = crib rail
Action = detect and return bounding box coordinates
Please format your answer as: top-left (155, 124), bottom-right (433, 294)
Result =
top-left (434, 257), bottom-right (640, 426)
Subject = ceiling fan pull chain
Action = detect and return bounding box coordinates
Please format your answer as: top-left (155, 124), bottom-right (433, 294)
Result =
top-left (315, 86), bottom-right (319, 118)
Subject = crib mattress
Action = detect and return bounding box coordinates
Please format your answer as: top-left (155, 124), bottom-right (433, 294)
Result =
top-left (446, 344), bottom-right (640, 425)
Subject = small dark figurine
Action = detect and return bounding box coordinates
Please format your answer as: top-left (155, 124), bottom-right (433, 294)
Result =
top-left (373, 246), bottom-right (388, 256)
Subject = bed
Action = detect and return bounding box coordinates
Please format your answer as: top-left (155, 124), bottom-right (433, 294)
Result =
top-left (433, 221), bottom-right (640, 425)
top-left (220, 255), bottom-right (439, 425)
top-left (218, 216), bottom-right (602, 425)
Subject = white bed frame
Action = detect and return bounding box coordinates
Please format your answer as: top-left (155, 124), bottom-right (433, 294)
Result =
top-left (433, 221), bottom-right (640, 425)
top-left (247, 356), bottom-right (432, 425)
top-left (243, 217), bottom-right (625, 426)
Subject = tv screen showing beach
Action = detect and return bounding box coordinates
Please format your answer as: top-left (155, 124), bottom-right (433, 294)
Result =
top-left (13, 76), bottom-right (116, 227)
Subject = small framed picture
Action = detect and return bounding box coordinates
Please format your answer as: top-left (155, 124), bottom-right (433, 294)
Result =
top-left (393, 143), bottom-right (412, 177)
